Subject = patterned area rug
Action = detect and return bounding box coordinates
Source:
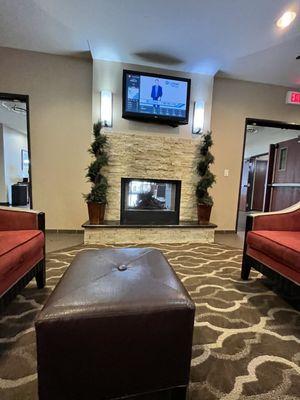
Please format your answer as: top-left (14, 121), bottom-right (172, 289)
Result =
top-left (0, 242), bottom-right (300, 400)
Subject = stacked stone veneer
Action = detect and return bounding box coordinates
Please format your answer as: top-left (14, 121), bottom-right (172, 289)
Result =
top-left (103, 132), bottom-right (200, 221)
top-left (84, 226), bottom-right (215, 244)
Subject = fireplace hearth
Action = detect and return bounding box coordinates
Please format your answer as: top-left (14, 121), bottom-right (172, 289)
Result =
top-left (120, 178), bottom-right (181, 225)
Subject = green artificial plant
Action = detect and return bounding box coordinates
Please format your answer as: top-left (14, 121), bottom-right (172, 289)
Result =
top-left (195, 131), bottom-right (216, 206)
top-left (84, 122), bottom-right (108, 203)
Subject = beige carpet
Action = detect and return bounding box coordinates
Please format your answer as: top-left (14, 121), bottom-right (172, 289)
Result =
top-left (0, 242), bottom-right (300, 399)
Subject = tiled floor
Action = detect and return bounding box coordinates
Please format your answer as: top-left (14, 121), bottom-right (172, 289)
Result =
top-left (215, 231), bottom-right (244, 248)
top-left (237, 210), bottom-right (253, 232)
top-left (46, 232), bottom-right (84, 253)
top-left (45, 231), bottom-right (244, 253)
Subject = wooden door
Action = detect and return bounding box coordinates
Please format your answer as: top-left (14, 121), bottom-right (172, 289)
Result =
top-left (239, 159), bottom-right (250, 211)
top-left (264, 144), bottom-right (276, 211)
top-left (252, 159), bottom-right (268, 211)
top-left (246, 156), bottom-right (268, 211)
top-left (270, 138), bottom-right (300, 210)
top-left (246, 159), bottom-right (255, 211)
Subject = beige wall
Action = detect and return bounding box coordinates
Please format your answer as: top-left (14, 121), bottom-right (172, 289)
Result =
top-left (93, 59), bottom-right (213, 137)
top-left (2, 47), bottom-right (299, 232)
top-left (0, 47), bottom-right (92, 229)
top-left (211, 77), bottom-right (300, 230)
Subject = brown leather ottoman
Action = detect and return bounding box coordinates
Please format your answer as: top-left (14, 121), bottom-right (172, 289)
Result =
top-left (35, 248), bottom-right (195, 400)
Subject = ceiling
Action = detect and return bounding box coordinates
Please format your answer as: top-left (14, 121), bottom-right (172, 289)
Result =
top-left (0, 0), bottom-right (299, 87)
top-left (0, 101), bottom-right (27, 134)
top-left (245, 126), bottom-right (300, 158)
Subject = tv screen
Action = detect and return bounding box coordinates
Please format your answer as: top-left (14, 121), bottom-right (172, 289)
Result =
top-left (122, 70), bottom-right (191, 126)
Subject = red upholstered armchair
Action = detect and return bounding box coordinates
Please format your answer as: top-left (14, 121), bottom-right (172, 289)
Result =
top-left (241, 202), bottom-right (300, 296)
top-left (0, 207), bottom-right (45, 309)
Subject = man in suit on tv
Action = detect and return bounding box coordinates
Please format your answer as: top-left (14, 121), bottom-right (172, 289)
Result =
top-left (151, 79), bottom-right (163, 101)
top-left (151, 79), bottom-right (163, 113)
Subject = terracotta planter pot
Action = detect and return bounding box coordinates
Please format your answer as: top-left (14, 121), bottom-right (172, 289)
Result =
top-left (87, 202), bottom-right (106, 224)
top-left (197, 204), bottom-right (212, 224)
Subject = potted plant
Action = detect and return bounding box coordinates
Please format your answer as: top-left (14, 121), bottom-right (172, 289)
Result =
top-left (195, 131), bottom-right (216, 224)
top-left (84, 122), bottom-right (108, 224)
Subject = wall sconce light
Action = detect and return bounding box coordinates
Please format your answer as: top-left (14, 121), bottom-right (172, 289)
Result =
top-left (192, 100), bottom-right (205, 134)
top-left (100, 90), bottom-right (113, 127)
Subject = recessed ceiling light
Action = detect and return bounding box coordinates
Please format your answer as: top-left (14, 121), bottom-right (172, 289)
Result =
top-left (276, 11), bottom-right (297, 29)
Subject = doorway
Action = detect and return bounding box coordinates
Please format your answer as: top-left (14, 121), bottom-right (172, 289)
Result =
top-left (0, 93), bottom-right (32, 208)
top-left (236, 118), bottom-right (300, 232)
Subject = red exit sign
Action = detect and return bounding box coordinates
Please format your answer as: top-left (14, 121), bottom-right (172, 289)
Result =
top-left (286, 91), bottom-right (300, 105)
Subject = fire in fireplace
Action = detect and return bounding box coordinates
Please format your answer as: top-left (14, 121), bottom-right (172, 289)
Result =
top-left (120, 178), bottom-right (181, 225)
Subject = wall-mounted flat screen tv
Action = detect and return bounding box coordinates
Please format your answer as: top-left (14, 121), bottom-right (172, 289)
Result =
top-left (122, 70), bottom-right (191, 127)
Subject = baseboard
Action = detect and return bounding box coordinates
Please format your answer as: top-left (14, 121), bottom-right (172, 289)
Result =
top-left (46, 229), bottom-right (84, 234)
top-left (215, 230), bottom-right (236, 234)
top-left (0, 202), bottom-right (9, 206)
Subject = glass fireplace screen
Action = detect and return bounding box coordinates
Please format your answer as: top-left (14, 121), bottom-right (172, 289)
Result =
top-left (125, 180), bottom-right (176, 211)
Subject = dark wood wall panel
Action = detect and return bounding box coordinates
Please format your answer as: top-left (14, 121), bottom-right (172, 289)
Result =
top-left (252, 160), bottom-right (268, 211)
top-left (273, 138), bottom-right (300, 183)
top-left (270, 137), bottom-right (300, 211)
top-left (271, 188), bottom-right (300, 211)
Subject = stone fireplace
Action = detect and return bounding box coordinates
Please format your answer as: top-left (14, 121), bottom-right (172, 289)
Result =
top-left (120, 178), bottom-right (181, 225)
top-left (83, 132), bottom-right (216, 244)
top-left (102, 132), bottom-right (200, 221)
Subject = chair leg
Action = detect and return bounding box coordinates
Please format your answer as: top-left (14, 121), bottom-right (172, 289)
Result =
top-left (241, 256), bottom-right (251, 280)
top-left (35, 260), bottom-right (46, 288)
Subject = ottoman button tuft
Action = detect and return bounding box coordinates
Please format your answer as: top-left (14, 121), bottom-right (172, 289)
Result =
top-left (118, 264), bottom-right (127, 271)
